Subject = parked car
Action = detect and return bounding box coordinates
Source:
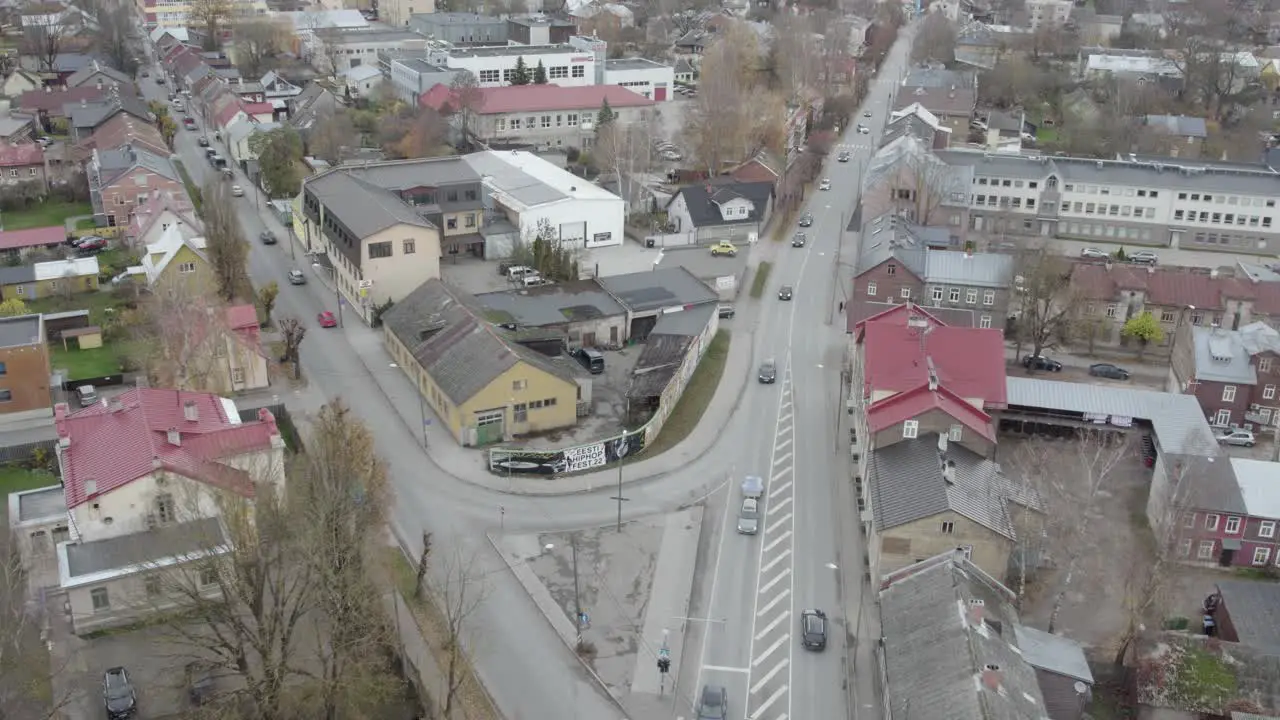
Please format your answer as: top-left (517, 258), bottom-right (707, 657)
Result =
top-left (1080, 247), bottom-right (1109, 260)
top-left (863, 110), bottom-right (871, 117)
top-left (259, 230), bottom-right (277, 244)
top-left (838, 151), bottom-right (851, 162)
top-left (231, 185), bottom-right (244, 197)
top-left (1021, 354), bottom-right (1063, 371)
top-left (736, 497), bottom-right (760, 535)
top-left (182, 117), bottom-right (195, 129)
top-left (801, 609), bottom-right (828, 650)
top-left (317, 311), bottom-right (338, 328)
top-left (76, 384), bottom-right (98, 407)
top-left (857, 124), bottom-right (870, 134)
top-left (1216, 428), bottom-right (1256, 447)
top-left (709, 241), bottom-right (738, 257)
top-left (717, 304), bottom-right (735, 319)
top-left (197, 136), bottom-right (209, 147)
top-left (185, 660), bottom-right (216, 706)
top-left (1129, 250), bottom-right (1159, 265)
top-left (76, 236), bottom-right (108, 253)
top-left (72, 234), bottom-right (105, 248)
top-left (287, 269), bottom-right (306, 285)
top-left (1089, 363), bottom-right (1130, 380)
top-left (36, 135), bottom-right (53, 147)
top-left (792, 232), bottom-right (806, 247)
top-left (103, 667), bottom-right (137, 719)
top-left (819, 178), bottom-right (832, 191)
top-left (758, 359), bottom-right (777, 384)
top-left (798, 213), bottom-right (813, 227)
top-left (155, 75), bottom-right (165, 84)
top-left (696, 685), bottom-right (728, 720)
top-left (572, 347), bottom-right (605, 374)
top-left (778, 285), bottom-right (794, 300)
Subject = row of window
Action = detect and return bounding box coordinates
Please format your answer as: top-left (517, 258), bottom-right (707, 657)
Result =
top-left (475, 65), bottom-right (585, 84)
top-left (445, 213), bottom-right (477, 230)
top-left (973, 176), bottom-right (1277, 213)
top-left (89, 566), bottom-right (220, 611)
top-left (5, 168), bottom-right (38, 178)
top-left (512, 397), bottom-right (559, 421)
top-left (1173, 209), bottom-right (1273, 228)
top-left (1190, 231), bottom-right (1267, 248)
top-left (403, 187), bottom-right (478, 205)
top-left (368, 239), bottom-right (420, 259)
top-left (1180, 539), bottom-right (1280, 566)
top-left (1062, 222), bottom-right (1155, 241)
top-left (901, 420), bottom-right (964, 441)
top-left (866, 282), bottom-right (996, 306)
top-left (494, 113), bottom-right (582, 132)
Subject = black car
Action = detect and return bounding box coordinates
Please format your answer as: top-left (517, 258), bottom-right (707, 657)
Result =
top-left (104, 667), bottom-right (137, 719)
top-left (758, 360), bottom-right (777, 384)
top-left (798, 213), bottom-right (813, 227)
top-left (792, 232), bottom-right (806, 247)
top-left (696, 684), bottom-right (728, 720)
top-left (198, 136), bottom-right (209, 147)
top-left (186, 661), bottom-right (216, 706)
top-left (259, 230), bottom-right (278, 245)
top-left (778, 285), bottom-right (794, 301)
top-left (1021, 355), bottom-right (1063, 372)
top-left (801, 609), bottom-right (827, 650)
top-left (1089, 362), bottom-right (1130, 380)
top-left (717, 304), bottom-right (735, 319)
top-left (838, 151), bottom-right (851, 162)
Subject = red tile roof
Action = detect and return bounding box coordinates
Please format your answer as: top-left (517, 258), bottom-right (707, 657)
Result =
top-left (1070, 263), bottom-right (1280, 314)
top-left (421, 83), bottom-right (655, 115)
top-left (17, 85), bottom-right (108, 114)
top-left (225, 304), bottom-right (257, 330)
top-left (242, 101), bottom-right (273, 115)
top-left (54, 389), bottom-right (279, 508)
top-left (856, 303), bottom-right (1008, 408)
top-left (0, 141), bottom-right (43, 167)
top-left (848, 300), bottom-right (962, 334)
top-left (0, 225), bottom-right (65, 251)
top-left (865, 383), bottom-right (996, 442)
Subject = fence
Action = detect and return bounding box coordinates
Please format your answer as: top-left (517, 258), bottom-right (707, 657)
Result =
top-left (67, 225), bottom-right (124, 240)
top-left (60, 374), bottom-right (127, 392)
top-left (0, 438), bottom-right (57, 465)
top-left (237, 403), bottom-right (303, 453)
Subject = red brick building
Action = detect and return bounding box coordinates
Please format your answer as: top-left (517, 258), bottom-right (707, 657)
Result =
top-left (1169, 321), bottom-right (1280, 428)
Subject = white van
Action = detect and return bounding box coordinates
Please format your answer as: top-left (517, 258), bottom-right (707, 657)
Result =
top-left (506, 265), bottom-right (535, 279)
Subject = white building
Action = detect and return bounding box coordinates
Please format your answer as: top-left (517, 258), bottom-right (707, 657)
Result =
top-left (342, 65), bottom-right (385, 98)
top-left (390, 57), bottom-right (457, 102)
top-left (462, 150), bottom-right (624, 250)
top-left (603, 58), bottom-right (675, 101)
top-left (445, 44), bottom-right (597, 88)
top-left (1026, 0), bottom-right (1071, 28)
top-left (314, 27), bottom-right (428, 74)
top-left (284, 9), bottom-right (370, 53)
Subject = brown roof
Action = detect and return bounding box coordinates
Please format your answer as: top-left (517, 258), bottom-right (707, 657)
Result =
top-left (893, 85), bottom-right (976, 118)
top-left (74, 112), bottom-right (166, 160)
top-left (18, 86), bottom-right (108, 114)
top-left (845, 298), bottom-right (978, 331)
top-left (1069, 263), bottom-right (1280, 314)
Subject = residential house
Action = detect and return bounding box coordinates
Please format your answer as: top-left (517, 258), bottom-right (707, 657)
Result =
top-left (226, 120), bottom-right (275, 167)
top-left (1134, 632), bottom-right (1280, 715)
top-left (882, 102), bottom-right (952, 150)
top-left (0, 226), bottom-right (67, 261)
top-left (860, 134), bottom-right (972, 237)
top-left (880, 551), bottom-right (1093, 720)
top-left (0, 314), bottom-right (53, 425)
top-left (286, 83), bottom-right (338, 131)
top-left (127, 191), bottom-right (201, 247)
top-left (259, 71), bottom-right (304, 112)
top-left (88, 144), bottom-right (184, 227)
top-left (228, 79), bottom-right (265, 104)
top-left (381, 278), bottom-right (585, 446)
top-left (1141, 114), bottom-right (1208, 158)
top-left (16, 85), bottom-right (110, 130)
top-left (474, 280), bottom-right (627, 348)
top-left (51, 391), bottom-right (286, 635)
top-left (891, 67), bottom-right (977, 134)
top-left (1026, 0), bottom-right (1071, 29)
top-left (1205, 579), bottom-right (1280, 650)
top-left (141, 223), bottom-right (212, 293)
top-left (0, 111), bottom-right (33, 145)
top-left (219, 305), bottom-right (269, 392)
top-left (2, 69), bottom-right (43, 97)
top-left (73, 112), bottom-right (168, 162)
top-left (299, 166), bottom-right (444, 322)
top-left (341, 65), bottom-right (384, 100)
top-left (66, 94), bottom-right (153, 144)
top-left (673, 58), bottom-right (695, 84)
top-left (64, 61), bottom-right (133, 90)
top-left (849, 303), bottom-right (1020, 580)
top-left (663, 180), bottom-right (774, 246)
top-left (21, 53), bottom-right (100, 85)
top-left (1169, 322), bottom-right (1280, 428)
top-left (571, 2), bottom-right (634, 36)
top-left (0, 257), bottom-right (99, 300)
top-left (0, 140), bottom-right (47, 189)
top-left (727, 155), bottom-right (781, 186)
top-left (853, 213), bottom-right (1012, 329)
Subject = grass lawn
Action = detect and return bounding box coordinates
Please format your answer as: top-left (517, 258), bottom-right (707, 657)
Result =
top-left (0, 466), bottom-right (59, 498)
top-left (173, 159), bottom-right (203, 213)
top-left (1, 200), bottom-right (92, 232)
top-left (640, 329), bottom-right (731, 458)
top-left (1037, 127), bottom-right (1060, 143)
top-left (750, 262), bottom-right (773, 299)
top-left (49, 345), bottom-right (126, 381)
top-left (25, 289), bottom-right (133, 325)
top-left (74, 217), bottom-right (97, 231)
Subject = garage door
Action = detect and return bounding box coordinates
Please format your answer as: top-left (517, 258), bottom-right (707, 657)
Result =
top-left (655, 86), bottom-right (666, 101)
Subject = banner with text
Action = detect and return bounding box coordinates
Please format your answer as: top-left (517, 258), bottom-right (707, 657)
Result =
top-left (489, 431), bottom-right (646, 476)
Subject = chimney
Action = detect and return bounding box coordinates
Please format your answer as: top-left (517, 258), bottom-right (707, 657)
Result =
top-left (80, 97), bottom-right (86, 107)
top-left (85, 479), bottom-right (97, 497)
top-left (942, 458), bottom-right (957, 484)
top-left (981, 664), bottom-right (1002, 691)
top-left (109, 396), bottom-right (123, 412)
top-left (183, 399), bottom-right (199, 422)
top-left (167, 427), bottom-right (181, 446)
top-left (967, 598), bottom-right (985, 625)
top-left (54, 402), bottom-right (71, 448)
top-left (1210, 268), bottom-right (1220, 279)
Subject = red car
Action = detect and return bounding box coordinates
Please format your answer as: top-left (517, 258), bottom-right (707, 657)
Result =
top-left (317, 311), bottom-right (337, 328)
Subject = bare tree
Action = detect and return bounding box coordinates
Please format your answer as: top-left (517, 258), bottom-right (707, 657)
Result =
top-left (95, 5), bottom-right (139, 78)
top-left (278, 316), bottom-right (306, 380)
top-left (233, 20), bottom-right (287, 78)
top-left (901, 148), bottom-right (962, 225)
top-left (912, 12), bottom-right (957, 64)
top-left (593, 113), bottom-right (654, 223)
top-left (433, 544), bottom-right (490, 719)
top-left (187, 0), bottom-right (233, 50)
top-left (0, 529), bottom-right (75, 719)
top-left (202, 181), bottom-right (250, 301)
top-left (1010, 249), bottom-right (1077, 365)
top-left (413, 532), bottom-right (432, 602)
top-left (768, 15), bottom-right (822, 99)
top-left (685, 23), bottom-right (760, 174)
top-left (136, 283), bottom-right (251, 392)
top-left (307, 110), bottom-right (358, 164)
top-left (448, 70), bottom-right (483, 150)
top-left (23, 8), bottom-right (70, 74)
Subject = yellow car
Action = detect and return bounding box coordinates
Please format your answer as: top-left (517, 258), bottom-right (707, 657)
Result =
top-left (709, 241), bottom-right (738, 257)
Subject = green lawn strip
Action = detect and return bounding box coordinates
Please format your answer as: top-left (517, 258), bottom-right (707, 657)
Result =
top-left (1, 201), bottom-right (92, 231)
top-left (74, 217), bottom-right (96, 230)
top-left (750, 261), bottom-right (773, 299)
top-left (638, 329), bottom-right (731, 458)
top-left (25, 290), bottom-right (132, 328)
top-left (173, 159), bottom-right (203, 213)
top-left (0, 466), bottom-right (58, 496)
top-left (49, 345), bottom-right (127, 380)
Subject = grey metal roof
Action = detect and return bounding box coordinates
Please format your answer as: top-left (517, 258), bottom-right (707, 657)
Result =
top-left (596, 266), bottom-right (718, 313)
top-left (65, 62), bottom-right (133, 88)
top-left (857, 215), bottom-right (1005, 285)
top-left (461, 152), bottom-right (567, 207)
top-left (868, 434), bottom-right (1038, 539)
top-left (1192, 326), bottom-right (1257, 384)
top-left (1145, 114), bottom-right (1208, 138)
top-left (1240, 322), bottom-right (1280, 356)
top-left (1013, 625), bottom-right (1094, 683)
top-left (880, 554), bottom-right (1050, 720)
top-left (0, 265), bottom-right (36, 286)
top-left (936, 148), bottom-right (1280, 197)
top-left (1217, 579), bottom-right (1280, 653)
top-left (17, 485), bottom-right (65, 523)
top-left (650, 302), bottom-right (714, 336)
top-left (473, 280), bottom-right (625, 327)
top-left (1005, 376), bottom-right (1220, 456)
top-left (306, 171), bottom-right (435, 241)
top-left (380, 279), bottom-right (579, 405)
top-left (903, 67), bottom-right (975, 89)
top-left (605, 58), bottom-right (670, 71)
top-left (924, 251), bottom-right (1013, 288)
top-left (628, 334), bottom-right (695, 398)
top-left (0, 314), bottom-right (42, 348)
top-left (327, 28), bottom-right (424, 45)
top-left (866, 135), bottom-right (972, 206)
top-left (337, 157), bottom-right (483, 209)
top-left (65, 516), bottom-right (226, 578)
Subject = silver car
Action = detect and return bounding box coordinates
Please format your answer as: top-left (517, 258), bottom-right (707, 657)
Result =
top-left (1216, 429), bottom-right (1256, 447)
top-left (737, 498), bottom-right (760, 535)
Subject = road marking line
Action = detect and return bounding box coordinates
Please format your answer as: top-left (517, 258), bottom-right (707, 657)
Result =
top-left (773, 437), bottom-right (793, 452)
top-left (774, 714), bottom-right (789, 720)
top-left (756, 589), bottom-right (790, 618)
top-left (759, 568), bottom-right (790, 595)
top-left (769, 479), bottom-right (792, 495)
top-left (702, 665), bottom-right (750, 674)
top-left (752, 686), bottom-right (788, 717)
top-left (753, 636), bottom-right (788, 667)
top-left (770, 496), bottom-right (793, 514)
top-left (772, 452), bottom-right (793, 467)
top-left (778, 413), bottom-right (793, 424)
top-left (755, 610), bottom-right (790, 641)
top-left (767, 512), bottom-right (793, 535)
top-left (762, 530), bottom-right (791, 554)
top-left (751, 659), bottom-right (789, 695)
top-left (760, 549), bottom-right (791, 575)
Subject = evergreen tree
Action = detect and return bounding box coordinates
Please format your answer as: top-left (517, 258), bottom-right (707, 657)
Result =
top-left (533, 60), bottom-right (548, 84)
top-left (596, 98), bottom-right (615, 128)
top-left (511, 56), bottom-right (530, 85)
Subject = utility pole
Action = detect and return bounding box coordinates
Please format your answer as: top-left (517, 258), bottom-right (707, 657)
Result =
top-left (610, 402), bottom-right (631, 532)
top-left (571, 533), bottom-right (584, 646)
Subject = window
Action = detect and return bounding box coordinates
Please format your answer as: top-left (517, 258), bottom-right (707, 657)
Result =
top-left (90, 587), bottom-right (110, 611)
top-left (199, 567), bottom-right (218, 587)
top-left (524, 116), bottom-right (536, 129)
top-left (866, 282), bottom-right (877, 296)
top-left (1205, 513), bottom-right (1220, 530)
top-left (1261, 358), bottom-right (1273, 373)
top-left (512, 379), bottom-right (527, 391)
top-left (965, 289), bottom-right (977, 304)
top-left (931, 287), bottom-right (943, 303)
top-left (900, 287), bottom-right (911, 299)
top-left (155, 493), bottom-right (175, 524)
top-left (1106, 304), bottom-right (1118, 318)
top-left (886, 263), bottom-right (896, 276)
top-left (479, 69), bottom-right (500, 83)
top-left (495, 118), bottom-right (506, 132)
top-left (231, 368), bottom-right (244, 384)
top-left (1184, 512), bottom-right (1196, 528)
top-left (0, 362), bottom-right (5, 375)
top-left (1254, 547), bottom-right (1272, 566)
top-left (948, 424), bottom-right (963, 441)
top-left (1197, 540), bottom-right (1215, 559)
top-left (940, 521), bottom-right (954, 534)
top-left (571, 65), bottom-right (585, 78)
top-left (402, 239), bottom-right (416, 255)
top-left (368, 241), bottom-right (392, 259)
top-left (144, 575), bottom-right (162, 596)
top-left (177, 262), bottom-right (196, 274)
top-left (1266, 385), bottom-right (1276, 400)
top-left (0, 390), bottom-right (11, 402)
top-left (501, 68), bottom-right (514, 82)
top-left (1178, 538), bottom-right (1192, 556)
top-left (979, 315), bottom-right (992, 329)
top-left (513, 402), bottom-right (527, 422)
top-left (1161, 309), bottom-right (1176, 323)
top-left (1226, 516), bottom-right (1242, 534)
top-left (566, 113), bottom-right (578, 125)
top-left (1223, 385), bottom-right (1237, 402)
top-left (1261, 520), bottom-right (1277, 538)
top-left (949, 288), bottom-right (960, 302)
top-left (465, 213), bottom-right (476, 228)
top-left (983, 290), bottom-right (995, 306)
top-left (541, 115), bottom-right (551, 128)
top-left (549, 65), bottom-right (568, 79)
top-left (902, 420), bottom-right (919, 438)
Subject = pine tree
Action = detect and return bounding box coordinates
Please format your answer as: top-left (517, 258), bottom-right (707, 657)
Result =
top-left (511, 56), bottom-right (530, 85)
top-left (533, 60), bottom-right (548, 84)
top-left (596, 98), bottom-right (615, 128)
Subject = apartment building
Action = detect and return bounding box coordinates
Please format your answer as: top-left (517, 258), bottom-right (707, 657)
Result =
top-left (890, 68), bottom-right (977, 136)
top-left (1170, 322), bottom-right (1280, 429)
top-left (444, 44), bottom-right (597, 88)
top-left (88, 144), bottom-right (185, 228)
top-left (408, 12), bottom-right (508, 44)
top-left (316, 28), bottom-right (428, 74)
top-left (1026, 0), bottom-right (1071, 28)
top-left (935, 150), bottom-right (1280, 255)
top-left (861, 134), bottom-right (972, 236)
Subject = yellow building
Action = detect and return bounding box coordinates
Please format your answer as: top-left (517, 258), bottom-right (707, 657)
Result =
top-left (381, 279), bottom-right (586, 446)
top-left (0, 257), bottom-right (99, 301)
top-left (141, 224), bottom-right (215, 295)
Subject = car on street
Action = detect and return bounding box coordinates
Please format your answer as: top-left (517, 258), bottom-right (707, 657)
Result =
top-left (259, 230), bottom-right (277, 244)
top-left (792, 232), bottom-right (806, 247)
top-left (798, 213), bottom-right (813, 227)
top-left (103, 666), bottom-right (137, 719)
top-left (155, 76), bottom-right (165, 84)
top-left (736, 497), bottom-right (760, 535)
top-left (1080, 247), bottom-right (1109, 260)
top-left (778, 285), bottom-right (794, 300)
top-left (1021, 354), bottom-right (1063, 372)
top-left (709, 241), bottom-right (737, 257)
top-left (317, 311), bottom-right (338, 328)
top-left (185, 660), bottom-right (216, 706)
top-left (1089, 363), bottom-right (1130, 380)
top-left (696, 684), bottom-right (728, 720)
top-left (758, 359), bottom-right (776, 384)
top-left (1129, 250), bottom-right (1159, 265)
top-left (857, 124), bottom-right (869, 134)
top-left (1216, 428), bottom-right (1256, 447)
top-left (231, 185), bottom-right (244, 197)
top-left (717, 303), bottom-right (735, 318)
top-left (801, 609), bottom-right (828, 650)
top-left (819, 178), bottom-right (831, 191)
top-left (182, 117), bottom-right (195, 130)
top-left (838, 151), bottom-right (851, 162)
top-left (198, 136), bottom-right (209, 147)
top-left (288, 269), bottom-right (306, 285)
top-left (863, 110), bottom-right (871, 117)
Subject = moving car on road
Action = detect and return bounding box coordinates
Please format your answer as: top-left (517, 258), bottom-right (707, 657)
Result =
top-left (197, 136), bottom-right (209, 147)
top-left (798, 213), bottom-right (813, 227)
top-left (736, 497), bottom-right (760, 535)
top-left (801, 609), bottom-right (828, 650)
top-left (103, 666), bottom-right (137, 719)
top-left (758, 359), bottom-right (777, 384)
top-left (863, 110), bottom-right (871, 117)
top-left (792, 232), bottom-right (806, 247)
top-left (819, 178), bottom-right (832, 191)
top-left (1021, 354), bottom-right (1063, 372)
top-left (288, 269), bottom-right (306, 285)
top-left (717, 303), bottom-right (735, 318)
top-left (838, 151), bottom-right (851, 162)
top-left (182, 117), bottom-right (196, 130)
top-left (259, 230), bottom-right (277, 244)
top-left (1216, 428), bottom-right (1256, 447)
top-left (1089, 363), bottom-right (1130, 380)
top-left (857, 124), bottom-right (869, 134)
top-left (1080, 247), bottom-right (1109, 260)
top-left (317, 311), bottom-right (338, 328)
top-left (231, 185), bottom-right (244, 197)
top-left (709, 241), bottom-right (737, 257)
top-left (741, 475), bottom-right (764, 498)
top-left (778, 285), bottom-right (794, 300)
top-left (696, 685), bottom-right (728, 720)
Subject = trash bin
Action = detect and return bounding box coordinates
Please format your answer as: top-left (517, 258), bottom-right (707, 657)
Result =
top-left (645, 238), bottom-right (655, 248)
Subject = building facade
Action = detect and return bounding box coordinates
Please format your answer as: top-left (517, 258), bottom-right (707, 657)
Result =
top-left (445, 44), bottom-right (597, 88)
top-left (1169, 322), bottom-right (1280, 428)
top-left (0, 315), bottom-right (52, 423)
top-left (408, 12), bottom-right (507, 44)
top-left (603, 58), bottom-right (675, 101)
top-left (88, 145), bottom-right (185, 228)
